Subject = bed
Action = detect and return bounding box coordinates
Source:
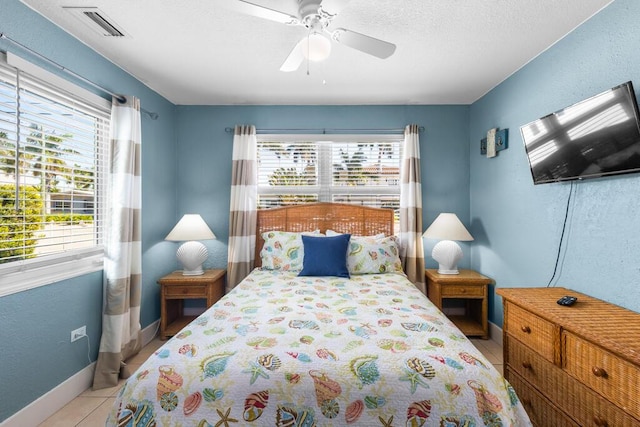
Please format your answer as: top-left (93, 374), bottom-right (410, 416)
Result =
top-left (107, 203), bottom-right (531, 426)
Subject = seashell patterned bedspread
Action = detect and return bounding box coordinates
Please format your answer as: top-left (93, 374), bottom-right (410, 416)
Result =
top-left (107, 269), bottom-right (532, 426)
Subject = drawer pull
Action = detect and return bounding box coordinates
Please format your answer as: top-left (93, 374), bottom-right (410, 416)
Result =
top-left (521, 398), bottom-right (531, 407)
top-left (592, 366), bottom-right (608, 378)
top-left (520, 325), bottom-right (531, 334)
top-left (593, 415), bottom-right (608, 427)
top-left (521, 361), bottom-right (532, 369)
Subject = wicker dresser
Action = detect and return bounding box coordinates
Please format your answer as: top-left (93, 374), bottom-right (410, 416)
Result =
top-left (497, 287), bottom-right (640, 427)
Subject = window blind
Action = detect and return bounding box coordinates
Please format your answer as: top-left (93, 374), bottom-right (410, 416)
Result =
top-left (0, 59), bottom-right (109, 266)
top-left (257, 137), bottom-right (401, 219)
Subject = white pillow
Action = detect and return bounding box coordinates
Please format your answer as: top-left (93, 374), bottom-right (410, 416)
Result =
top-left (260, 230), bottom-right (322, 271)
top-left (347, 235), bottom-right (403, 275)
top-left (326, 229), bottom-right (385, 240)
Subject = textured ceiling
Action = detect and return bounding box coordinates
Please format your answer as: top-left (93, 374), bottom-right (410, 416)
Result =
top-left (20, 0), bottom-right (613, 105)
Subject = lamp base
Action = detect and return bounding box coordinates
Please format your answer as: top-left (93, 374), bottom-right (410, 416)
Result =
top-left (432, 240), bottom-right (462, 275)
top-left (181, 266), bottom-right (205, 276)
top-left (176, 241), bottom-right (208, 276)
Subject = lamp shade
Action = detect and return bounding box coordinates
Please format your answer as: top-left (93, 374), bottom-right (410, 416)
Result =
top-left (422, 213), bottom-right (474, 241)
top-left (301, 33), bottom-right (332, 62)
top-left (423, 213), bottom-right (473, 275)
top-left (165, 214), bottom-right (215, 276)
top-left (165, 214), bottom-right (216, 241)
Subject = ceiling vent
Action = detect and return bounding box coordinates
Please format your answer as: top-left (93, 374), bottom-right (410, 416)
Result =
top-left (63, 7), bottom-right (127, 37)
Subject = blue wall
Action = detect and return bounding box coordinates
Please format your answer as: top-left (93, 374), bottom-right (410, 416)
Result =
top-left (0, 0), bottom-right (177, 421)
top-left (175, 105), bottom-right (472, 270)
top-left (469, 0), bottom-right (638, 326)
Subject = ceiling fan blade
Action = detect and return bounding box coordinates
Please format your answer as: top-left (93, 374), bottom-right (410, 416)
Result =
top-left (229, 0), bottom-right (300, 25)
top-left (331, 28), bottom-right (396, 59)
top-left (319, 0), bottom-right (352, 17)
top-left (280, 40), bottom-right (305, 72)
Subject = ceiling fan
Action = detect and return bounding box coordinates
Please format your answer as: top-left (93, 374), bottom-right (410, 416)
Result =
top-left (228, 0), bottom-right (396, 72)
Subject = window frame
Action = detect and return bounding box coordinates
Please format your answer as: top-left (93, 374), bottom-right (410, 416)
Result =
top-left (0, 52), bottom-right (110, 297)
top-left (256, 133), bottom-right (402, 215)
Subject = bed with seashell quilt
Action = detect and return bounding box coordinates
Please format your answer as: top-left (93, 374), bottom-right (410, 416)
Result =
top-left (107, 203), bottom-right (531, 426)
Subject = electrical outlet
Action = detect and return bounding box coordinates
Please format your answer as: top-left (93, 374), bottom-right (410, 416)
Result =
top-left (71, 326), bottom-right (86, 342)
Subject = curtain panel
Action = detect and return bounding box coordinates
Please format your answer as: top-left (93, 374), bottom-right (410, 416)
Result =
top-left (399, 124), bottom-right (426, 293)
top-left (93, 96), bottom-right (143, 390)
top-left (227, 125), bottom-right (258, 291)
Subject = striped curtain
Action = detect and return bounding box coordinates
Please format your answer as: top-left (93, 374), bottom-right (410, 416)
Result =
top-left (93, 96), bottom-right (142, 390)
top-left (399, 124), bottom-right (426, 293)
top-left (227, 125), bottom-right (258, 291)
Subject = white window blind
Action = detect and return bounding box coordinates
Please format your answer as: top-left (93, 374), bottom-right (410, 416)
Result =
top-left (0, 55), bottom-right (109, 293)
top-left (257, 135), bottom-right (402, 224)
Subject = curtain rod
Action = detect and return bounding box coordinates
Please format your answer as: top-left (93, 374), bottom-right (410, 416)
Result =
top-left (0, 32), bottom-right (159, 120)
top-left (224, 126), bottom-right (424, 134)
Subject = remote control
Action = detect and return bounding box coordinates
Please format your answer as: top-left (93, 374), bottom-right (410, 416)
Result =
top-left (557, 296), bottom-right (578, 306)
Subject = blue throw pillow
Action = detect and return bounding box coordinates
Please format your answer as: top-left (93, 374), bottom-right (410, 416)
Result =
top-left (299, 234), bottom-right (351, 278)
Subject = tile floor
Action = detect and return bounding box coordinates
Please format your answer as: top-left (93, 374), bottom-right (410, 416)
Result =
top-left (38, 338), bottom-right (165, 427)
top-left (38, 337), bottom-right (503, 426)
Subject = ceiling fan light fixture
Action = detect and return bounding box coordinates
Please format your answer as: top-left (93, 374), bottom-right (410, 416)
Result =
top-left (301, 33), bottom-right (332, 62)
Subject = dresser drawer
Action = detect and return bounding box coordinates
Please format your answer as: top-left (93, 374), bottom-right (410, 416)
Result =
top-left (564, 332), bottom-right (640, 420)
top-left (505, 303), bottom-right (556, 362)
top-left (507, 336), bottom-right (640, 427)
top-left (507, 337), bottom-right (555, 388)
top-left (441, 284), bottom-right (485, 297)
top-left (564, 384), bottom-right (640, 427)
top-left (506, 369), bottom-right (579, 427)
top-left (164, 284), bottom-right (208, 298)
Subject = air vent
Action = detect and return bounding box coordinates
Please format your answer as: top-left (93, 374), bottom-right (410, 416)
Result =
top-left (83, 11), bottom-right (124, 36)
top-left (63, 7), bottom-right (127, 37)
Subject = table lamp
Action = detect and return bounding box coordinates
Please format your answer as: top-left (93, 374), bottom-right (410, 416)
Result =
top-left (165, 214), bottom-right (216, 275)
top-left (423, 213), bottom-right (474, 274)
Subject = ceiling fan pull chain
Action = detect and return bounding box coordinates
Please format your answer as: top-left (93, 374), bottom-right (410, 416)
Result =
top-left (322, 61), bottom-right (326, 85)
top-left (307, 33), bottom-right (311, 75)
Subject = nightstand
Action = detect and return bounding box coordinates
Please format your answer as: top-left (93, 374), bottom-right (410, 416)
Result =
top-left (157, 269), bottom-right (226, 340)
top-left (425, 269), bottom-right (493, 339)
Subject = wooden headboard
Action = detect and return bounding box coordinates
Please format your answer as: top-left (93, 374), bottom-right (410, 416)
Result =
top-left (254, 203), bottom-right (394, 267)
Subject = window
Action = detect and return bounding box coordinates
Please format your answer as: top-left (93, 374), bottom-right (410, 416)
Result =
top-left (257, 134), bottom-right (402, 226)
top-left (0, 53), bottom-right (110, 296)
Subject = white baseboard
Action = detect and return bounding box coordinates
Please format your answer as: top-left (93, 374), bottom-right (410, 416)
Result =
top-left (489, 321), bottom-right (503, 346)
top-left (1, 319), bottom-right (160, 427)
top-left (1, 361), bottom-right (96, 427)
top-left (141, 319), bottom-right (161, 346)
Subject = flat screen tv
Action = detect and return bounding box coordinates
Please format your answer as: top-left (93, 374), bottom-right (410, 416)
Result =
top-left (521, 81), bottom-right (640, 184)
